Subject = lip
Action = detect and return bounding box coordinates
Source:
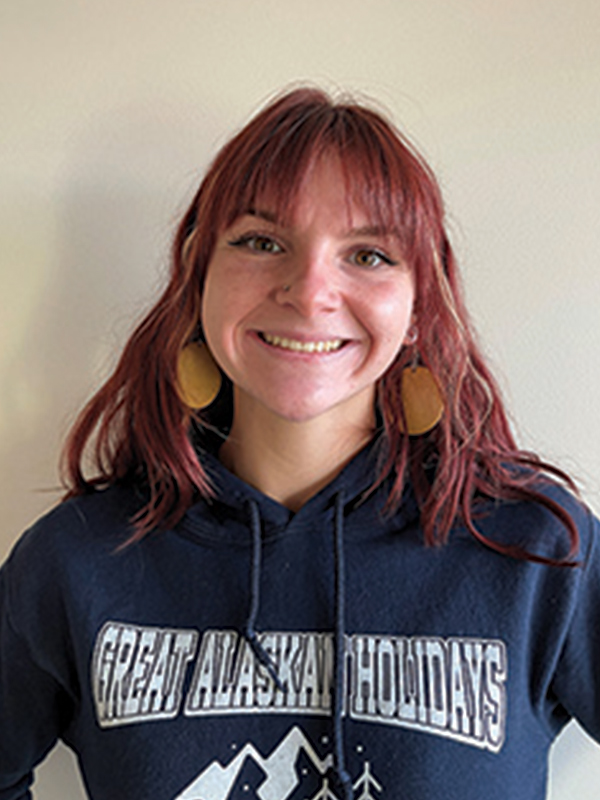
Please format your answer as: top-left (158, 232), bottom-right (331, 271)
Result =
top-left (251, 330), bottom-right (352, 356)
top-left (260, 331), bottom-right (345, 353)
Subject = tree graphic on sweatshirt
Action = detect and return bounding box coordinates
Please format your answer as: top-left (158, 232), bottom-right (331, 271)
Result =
top-left (353, 761), bottom-right (382, 800)
top-left (309, 775), bottom-right (340, 800)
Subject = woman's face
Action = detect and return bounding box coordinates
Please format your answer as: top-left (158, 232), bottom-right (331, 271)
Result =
top-left (202, 155), bottom-right (415, 427)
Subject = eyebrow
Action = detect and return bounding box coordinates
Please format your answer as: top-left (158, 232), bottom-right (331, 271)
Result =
top-left (346, 225), bottom-right (394, 238)
top-left (245, 208), bottom-right (279, 224)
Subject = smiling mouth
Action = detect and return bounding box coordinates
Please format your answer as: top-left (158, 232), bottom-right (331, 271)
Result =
top-left (260, 332), bottom-right (345, 353)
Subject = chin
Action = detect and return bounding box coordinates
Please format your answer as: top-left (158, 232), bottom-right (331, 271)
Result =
top-left (268, 395), bottom-right (370, 427)
top-left (258, 396), bottom-right (335, 424)
top-left (235, 383), bottom-right (375, 427)
top-left (272, 406), bottom-right (328, 424)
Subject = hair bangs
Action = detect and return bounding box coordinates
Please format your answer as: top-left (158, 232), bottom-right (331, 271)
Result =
top-left (333, 113), bottom-right (417, 252)
top-left (208, 100), bottom-right (334, 233)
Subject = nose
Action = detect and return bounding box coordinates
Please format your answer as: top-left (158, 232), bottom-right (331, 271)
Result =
top-left (275, 247), bottom-right (341, 316)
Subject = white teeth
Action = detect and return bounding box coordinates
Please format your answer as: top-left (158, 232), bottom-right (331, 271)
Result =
top-left (262, 333), bottom-right (344, 353)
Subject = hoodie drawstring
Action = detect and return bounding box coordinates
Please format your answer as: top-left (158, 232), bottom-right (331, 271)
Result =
top-left (243, 493), bottom-right (353, 798)
top-left (333, 490), bottom-right (353, 799)
top-left (244, 499), bottom-right (284, 692)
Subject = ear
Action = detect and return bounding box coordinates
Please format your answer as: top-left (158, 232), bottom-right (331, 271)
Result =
top-left (403, 320), bottom-right (418, 347)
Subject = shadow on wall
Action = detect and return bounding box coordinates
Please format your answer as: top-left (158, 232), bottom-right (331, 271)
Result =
top-left (0, 173), bottom-right (164, 553)
top-left (0, 100), bottom-right (223, 556)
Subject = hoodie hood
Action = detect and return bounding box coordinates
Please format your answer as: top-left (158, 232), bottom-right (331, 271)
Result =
top-left (179, 434), bottom-right (419, 546)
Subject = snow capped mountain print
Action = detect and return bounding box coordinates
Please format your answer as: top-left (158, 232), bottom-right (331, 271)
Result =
top-left (175, 726), bottom-right (334, 800)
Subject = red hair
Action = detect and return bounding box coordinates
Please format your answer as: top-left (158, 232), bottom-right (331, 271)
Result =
top-left (62, 87), bottom-right (579, 563)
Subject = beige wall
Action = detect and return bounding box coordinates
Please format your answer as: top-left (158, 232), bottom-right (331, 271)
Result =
top-left (1, 1), bottom-right (599, 797)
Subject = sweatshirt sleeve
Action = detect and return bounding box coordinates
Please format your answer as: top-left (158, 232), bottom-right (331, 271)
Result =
top-left (549, 508), bottom-right (600, 742)
top-left (0, 530), bottom-right (76, 800)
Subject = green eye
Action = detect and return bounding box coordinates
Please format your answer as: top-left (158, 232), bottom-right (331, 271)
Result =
top-left (355, 250), bottom-right (378, 267)
top-left (228, 233), bottom-right (284, 254)
top-left (352, 249), bottom-right (394, 268)
top-left (252, 236), bottom-right (281, 253)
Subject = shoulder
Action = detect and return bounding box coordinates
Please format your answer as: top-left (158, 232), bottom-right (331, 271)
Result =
top-left (473, 477), bottom-right (596, 564)
top-left (1, 484), bottom-right (147, 644)
top-left (2, 484), bottom-right (143, 588)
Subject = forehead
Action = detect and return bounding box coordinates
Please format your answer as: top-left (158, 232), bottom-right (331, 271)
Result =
top-left (241, 153), bottom-right (400, 236)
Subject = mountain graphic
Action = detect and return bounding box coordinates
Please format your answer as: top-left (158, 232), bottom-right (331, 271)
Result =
top-left (175, 726), bottom-right (333, 800)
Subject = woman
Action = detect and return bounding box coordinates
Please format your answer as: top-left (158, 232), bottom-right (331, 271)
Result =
top-left (1, 87), bottom-right (598, 800)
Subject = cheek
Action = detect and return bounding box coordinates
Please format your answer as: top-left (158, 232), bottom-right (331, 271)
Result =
top-left (373, 281), bottom-right (415, 344)
top-left (201, 267), bottom-right (254, 368)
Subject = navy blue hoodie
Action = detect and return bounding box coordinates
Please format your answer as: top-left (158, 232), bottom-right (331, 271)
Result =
top-left (1, 441), bottom-right (599, 799)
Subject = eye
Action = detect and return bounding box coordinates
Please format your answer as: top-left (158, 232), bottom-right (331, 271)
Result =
top-left (351, 248), bottom-right (396, 269)
top-left (228, 233), bottom-right (284, 254)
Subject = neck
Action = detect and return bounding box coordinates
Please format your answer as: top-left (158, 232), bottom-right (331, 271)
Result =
top-left (219, 392), bottom-right (376, 511)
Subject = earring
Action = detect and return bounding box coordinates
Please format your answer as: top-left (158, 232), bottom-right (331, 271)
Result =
top-left (400, 363), bottom-right (444, 436)
top-left (177, 341), bottom-right (222, 409)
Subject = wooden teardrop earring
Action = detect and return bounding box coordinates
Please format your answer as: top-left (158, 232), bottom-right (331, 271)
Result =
top-left (400, 327), bottom-right (444, 436)
top-left (176, 341), bottom-right (222, 409)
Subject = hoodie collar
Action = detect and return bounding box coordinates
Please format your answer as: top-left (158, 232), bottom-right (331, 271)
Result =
top-left (178, 433), bottom-right (417, 542)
